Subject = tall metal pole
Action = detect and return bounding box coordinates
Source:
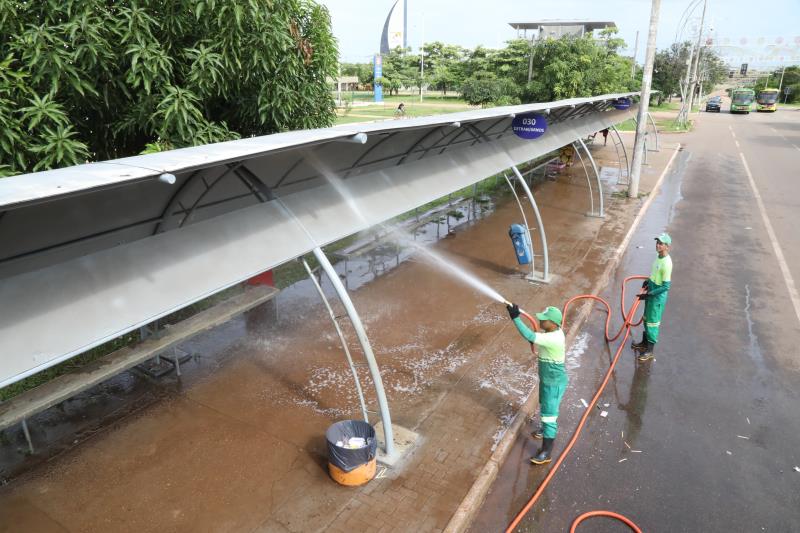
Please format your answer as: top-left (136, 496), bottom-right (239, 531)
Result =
top-left (687, 0), bottom-right (707, 114)
top-left (419, 14), bottom-right (424, 102)
top-left (403, 0), bottom-right (407, 49)
top-left (631, 30), bottom-right (639, 79)
top-left (778, 65), bottom-right (786, 91)
top-left (311, 247), bottom-right (396, 458)
top-left (677, 41), bottom-right (695, 126)
top-left (628, 0), bottom-right (662, 199)
top-left (528, 36), bottom-right (535, 82)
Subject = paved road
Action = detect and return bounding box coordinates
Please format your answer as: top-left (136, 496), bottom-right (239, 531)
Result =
top-left (471, 107), bottom-right (800, 532)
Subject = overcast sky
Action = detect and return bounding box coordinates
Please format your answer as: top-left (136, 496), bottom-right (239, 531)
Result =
top-left (319, 0), bottom-right (800, 67)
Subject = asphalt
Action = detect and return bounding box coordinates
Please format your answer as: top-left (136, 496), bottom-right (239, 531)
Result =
top-left (471, 106), bottom-right (800, 532)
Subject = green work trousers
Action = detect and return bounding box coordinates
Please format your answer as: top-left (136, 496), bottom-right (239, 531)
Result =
top-left (539, 361), bottom-right (568, 439)
top-left (644, 291), bottom-right (668, 344)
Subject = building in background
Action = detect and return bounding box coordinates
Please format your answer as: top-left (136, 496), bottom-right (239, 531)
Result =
top-left (509, 20), bottom-right (616, 40)
top-left (380, 0), bottom-right (407, 54)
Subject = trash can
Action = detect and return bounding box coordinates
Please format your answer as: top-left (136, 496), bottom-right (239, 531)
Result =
top-left (508, 224), bottom-right (532, 265)
top-left (326, 420), bottom-right (378, 486)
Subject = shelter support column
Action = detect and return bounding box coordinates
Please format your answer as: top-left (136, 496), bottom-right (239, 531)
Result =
top-left (311, 247), bottom-right (396, 459)
top-left (610, 125), bottom-right (630, 184)
top-left (571, 142), bottom-right (596, 217)
top-left (576, 138), bottom-right (605, 218)
top-left (502, 173), bottom-right (536, 282)
top-left (510, 165), bottom-right (550, 283)
top-left (302, 259), bottom-right (369, 423)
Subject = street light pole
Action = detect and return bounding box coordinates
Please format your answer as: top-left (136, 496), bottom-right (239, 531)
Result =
top-left (631, 30), bottom-right (639, 79)
top-left (687, 0), bottom-right (707, 113)
top-left (628, 0), bottom-right (662, 199)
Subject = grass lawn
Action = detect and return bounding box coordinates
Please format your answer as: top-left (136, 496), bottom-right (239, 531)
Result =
top-left (335, 100), bottom-right (474, 125)
top-left (341, 91), bottom-right (467, 105)
top-left (615, 116), bottom-right (692, 133)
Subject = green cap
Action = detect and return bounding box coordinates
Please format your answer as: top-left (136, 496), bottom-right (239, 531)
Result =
top-left (535, 306), bottom-right (563, 327)
top-left (655, 232), bottom-right (672, 245)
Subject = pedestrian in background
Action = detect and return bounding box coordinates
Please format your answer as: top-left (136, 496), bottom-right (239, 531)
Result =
top-left (632, 233), bottom-right (673, 362)
top-left (507, 304), bottom-right (568, 464)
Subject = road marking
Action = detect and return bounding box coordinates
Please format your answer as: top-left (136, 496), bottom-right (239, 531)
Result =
top-left (763, 126), bottom-right (800, 153)
top-left (730, 128), bottom-right (736, 138)
top-left (739, 152), bottom-right (800, 327)
top-left (734, 140), bottom-right (740, 148)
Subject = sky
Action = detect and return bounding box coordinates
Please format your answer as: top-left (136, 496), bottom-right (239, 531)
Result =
top-left (319, 0), bottom-right (800, 68)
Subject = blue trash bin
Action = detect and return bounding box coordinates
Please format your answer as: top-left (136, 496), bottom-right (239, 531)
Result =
top-left (508, 224), bottom-right (532, 265)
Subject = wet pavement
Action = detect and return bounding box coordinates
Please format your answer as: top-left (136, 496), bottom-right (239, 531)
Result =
top-left (0, 136), bottom-right (679, 533)
top-left (471, 109), bottom-right (800, 532)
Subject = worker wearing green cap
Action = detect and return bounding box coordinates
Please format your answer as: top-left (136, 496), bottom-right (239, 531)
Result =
top-left (506, 303), bottom-right (567, 465)
top-left (632, 232), bottom-right (673, 362)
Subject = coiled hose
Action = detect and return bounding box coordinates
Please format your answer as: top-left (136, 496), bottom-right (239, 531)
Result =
top-left (506, 275), bottom-right (648, 533)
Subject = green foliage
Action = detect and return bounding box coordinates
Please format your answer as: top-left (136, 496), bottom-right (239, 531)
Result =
top-left (522, 32), bottom-right (638, 102)
top-left (354, 31), bottom-right (637, 108)
top-left (751, 66), bottom-right (800, 103)
top-left (653, 42), bottom-right (727, 103)
top-left (0, 0), bottom-right (339, 176)
top-left (653, 42), bottom-right (692, 102)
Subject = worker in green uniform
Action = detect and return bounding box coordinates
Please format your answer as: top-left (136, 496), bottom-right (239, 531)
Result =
top-left (632, 233), bottom-right (673, 362)
top-left (506, 304), bottom-right (567, 465)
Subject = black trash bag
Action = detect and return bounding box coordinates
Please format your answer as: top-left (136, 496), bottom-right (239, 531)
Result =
top-left (326, 420), bottom-right (378, 473)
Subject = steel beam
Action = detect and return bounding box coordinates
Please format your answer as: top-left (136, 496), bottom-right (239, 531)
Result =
top-left (576, 138), bottom-right (604, 217)
top-left (311, 247), bottom-right (395, 458)
top-left (510, 165), bottom-right (550, 282)
top-left (571, 142), bottom-right (596, 216)
top-left (502, 173), bottom-right (536, 281)
top-left (301, 258), bottom-right (369, 423)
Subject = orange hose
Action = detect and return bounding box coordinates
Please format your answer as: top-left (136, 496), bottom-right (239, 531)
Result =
top-left (570, 510), bottom-right (643, 533)
top-left (505, 275), bottom-right (648, 533)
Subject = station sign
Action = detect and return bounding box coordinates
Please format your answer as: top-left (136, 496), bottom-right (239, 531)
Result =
top-left (613, 97), bottom-right (632, 110)
top-left (511, 113), bottom-right (547, 140)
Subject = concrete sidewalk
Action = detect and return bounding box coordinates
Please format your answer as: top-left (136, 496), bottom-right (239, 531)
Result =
top-left (0, 138), bottom-right (679, 533)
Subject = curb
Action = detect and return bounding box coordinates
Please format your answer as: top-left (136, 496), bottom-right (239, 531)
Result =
top-left (443, 143), bottom-right (683, 533)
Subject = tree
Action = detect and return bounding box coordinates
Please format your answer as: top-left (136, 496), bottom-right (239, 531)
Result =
top-left (0, 0), bottom-right (338, 177)
top-left (423, 42), bottom-right (467, 95)
top-left (521, 32), bottom-right (638, 103)
top-left (653, 42), bottom-right (692, 103)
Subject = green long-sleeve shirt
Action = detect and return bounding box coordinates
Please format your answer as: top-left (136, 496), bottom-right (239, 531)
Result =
top-left (512, 317), bottom-right (566, 364)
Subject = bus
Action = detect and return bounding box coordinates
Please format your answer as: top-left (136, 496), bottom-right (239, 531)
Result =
top-left (730, 88), bottom-right (755, 114)
top-left (756, 88), bottom-right (780, 112)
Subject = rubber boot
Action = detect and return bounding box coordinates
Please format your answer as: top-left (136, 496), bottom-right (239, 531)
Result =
top-left (531, 438), bottom-right (554, 465)
top-left (631, 332), bottom-right (648, 352)
top-left (531, 426), bottom-right (543, 439)
top-left (637, 342), bottom-right (655, 362)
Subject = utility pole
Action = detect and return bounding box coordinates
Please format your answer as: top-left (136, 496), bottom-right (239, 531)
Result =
top-left (687, 0), bottom-right (707, 113)
top-left (631, 30), bottom-right (639, 78)
top-left (778, 65), bottom-right (787, 91)
top-left (629, 0), bottom-right (661, 199)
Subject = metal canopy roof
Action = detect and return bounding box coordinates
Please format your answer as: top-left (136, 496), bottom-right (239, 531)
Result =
top-left (0, 92), bottom-right (638, 388)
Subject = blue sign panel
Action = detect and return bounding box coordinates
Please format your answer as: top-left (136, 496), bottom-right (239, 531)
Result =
top-left (511, 113), bottom-right (547, 140)
top-left (373, 54), bottom-right (383, 103)
top-left (613, 97), bottom-right (632, 110)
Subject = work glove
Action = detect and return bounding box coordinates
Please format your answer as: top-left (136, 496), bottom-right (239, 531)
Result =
top-left (636, 293), bottom-right (651, 300)
top-left (641, 279), bottom-right (649, 289)
top-left (507, 303), bottom-right (520, 320)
